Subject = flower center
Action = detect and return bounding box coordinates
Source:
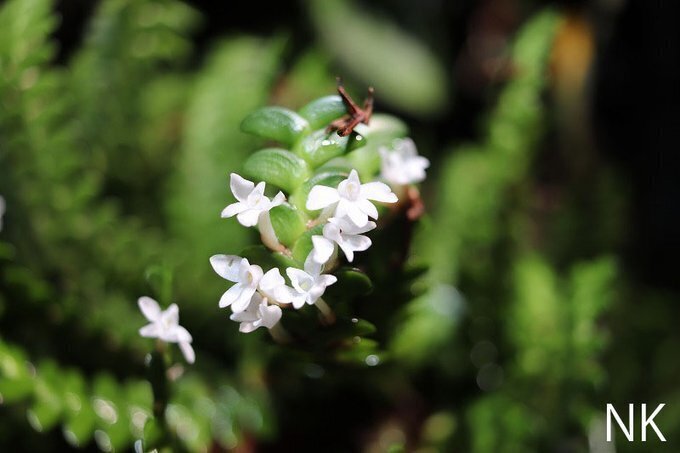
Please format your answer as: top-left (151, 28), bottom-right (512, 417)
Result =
top-left (344, 181), bottom-right (359, 201)
top-left (300, 278), bottom-right (313, 292)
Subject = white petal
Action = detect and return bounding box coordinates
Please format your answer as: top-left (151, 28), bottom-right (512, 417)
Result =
top-left (286, 267), bottom-right (310, 290)
top-left (219, 284), bottom-right (244, 308)
top-left (230, 310), bottom-right (255, 322)
top-left (345, 234), bottom-right (372, 253)
top-left (312, 235), bottom-right (335, 264)
top-left (179, 341), bottom-right (195, 364)
top-left (338, 241), bottom-right (356, 262)
top-left (244, 264), bottom-right (263, 287)
top-left (139, 323), bottom-right (159, 338)
top-left (236, 209), bottom-right (262, 227)
top-left (252, 181), bottom-right (266, 196)
top-left (318, 274), bottom-right (338, 287)
top-left (358, 198), bottom-right (379, 220)
top-left (344, 203), bottom-right (369, 228)
top-left (210, 255), bottom-right (242, 282)
top-left (230, 173), bottom-right (255, 201)
top-left (290, 291), bottom-right (307, 309)
top-left (221, 202), bottom-right (247, 218)
top-left (233, 286), bottom-right (257, 313)
top-left (306, 186), bottom-right (340, 210)
top-left (259, 303), bottom-right (282, 329)
top-left (238, 321), bottom-right (258, 333)
top-left (341, 219), bottom-right (376, 235)
top-left (259, 268), bottom-right (285, 292)
top-left (173, 325), bottom-right (193, 343)
top-left (347, 169), bottom-right (361, 185)
top-left (271, 191), bottom-right (286, 207)
top-left (162, 304), bottom-right (179, 327)
top-left (304, 252), bottom-right (323, 276)
top-left (361, 181), bottom-right (398, 203)
top-left (138, 297), bottom-right (161, 322)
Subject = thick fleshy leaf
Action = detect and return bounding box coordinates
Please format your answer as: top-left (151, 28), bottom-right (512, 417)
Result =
top-left (242, 148), bottom-right (310, 193)
top-left (240, 106), bottom-right (310, 146)
top-left (312, 317), bottom-right (379, 349)
top-left (292, 224), bottom-right (324, 264)
top-left (240, 245), bottom-right (299, 273)
top-left (324, 267), bottom-right (373, 299)
top-left (296, 130), bottom-right (349, 168)
top-left (269, 204), bottom-right (307, 247)
top-left (335, 339), bottom-right (381, 365)
top-left (297, 95), bottom-right (347, 130)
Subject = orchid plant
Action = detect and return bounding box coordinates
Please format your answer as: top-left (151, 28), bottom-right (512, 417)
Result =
top-left (135, 83), bottom-right (430, 366)
top-left (206, 82), bottom-right (430, 350)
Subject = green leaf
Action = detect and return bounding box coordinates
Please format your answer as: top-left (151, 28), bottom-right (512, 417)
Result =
top-left (296, 130), bottom-right (349, 168)
top-left (291, 225), bottom-right (324, 263)
top-left (334, 338), bottom-right (381, 364)
top-left (241, 245), bottom-right (298, 272)
top-left (92, 374), bottom-right (132, 451)
top-left (240, 106), bottom-right (310, 146)
top-left (0, 342), bottom-right (34, 403)
top-left (28, 362), bottom-right (64, 432)
top-left (297, 95), bottom-right (347, 129)
top-left (242, 148), bottom-right (311, 193)
top-left (326, 267), bottom-right (373, 298)
top-left (62, 371), bottom-right (96, 447)
top-left (269, 204), bottom-right (307, 247)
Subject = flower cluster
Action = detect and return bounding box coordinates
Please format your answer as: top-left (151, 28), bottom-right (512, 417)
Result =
top-left (211, 171), bottom-right (378, 333)
top-left (210, 136), bottom-right (428, 334)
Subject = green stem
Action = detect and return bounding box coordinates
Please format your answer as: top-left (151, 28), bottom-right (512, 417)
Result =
top-left (314, 297), bottom-right (336, 325)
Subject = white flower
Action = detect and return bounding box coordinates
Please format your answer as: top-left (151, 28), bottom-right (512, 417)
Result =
top-left (210, 255), bottom-right (262, 312)
top-left (286, 253), bottom-right (338, 309)
top-left (230, 292), bottom-right (282, 333)
top-left (306, 169), bottom-right (397, 227)
top-left (221, 173), bottom-right (285, 227)
top-left (0, 196), bottom-right (4, 231)
top-left (210, 255), bottom-right (291, 312)
top-left (379, 138), bottom-right (430, 185)
top-left (257, 266), bottom-right (293, 304)
top-left (312, 216), bottom-right (375, 263)
top-left (138, 297), bottom-right (195, 364)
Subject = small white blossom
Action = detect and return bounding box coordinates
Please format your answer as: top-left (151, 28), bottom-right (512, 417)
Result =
top-left (286, 253), bottom-right (338, 309)
top-left (257, 266), bottom-right (293, 304)
top-left (0, 196), bottom-right (4, 231)
top-left (312, 216), bottom-right (375, 263)
top-left (221, 173), bottom-right (285, 227)
top-left (306, 169), bottom-right (397, 227)
top-left (379, 138), bottom-right (430, 185)
top-left (229, 292), bottom-right (282, 333)
top-left (210, 255), bottom-right (262, 312)
top-left (210, 255), bottom-right (291, 312)
top-left (138, 297), bottom-right (195, 364)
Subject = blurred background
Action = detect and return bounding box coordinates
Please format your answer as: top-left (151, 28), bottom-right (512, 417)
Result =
top-left (0, 0), bottom-right (679, 451)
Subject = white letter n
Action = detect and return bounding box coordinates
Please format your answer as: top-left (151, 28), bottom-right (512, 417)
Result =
top-left (607, 403), bottom-right (634, 442)
top-left (641, 403), bottom-right (666, 442)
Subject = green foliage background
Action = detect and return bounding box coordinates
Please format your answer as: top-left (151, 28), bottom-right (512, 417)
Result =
top-left (0, 0), bottom-right (675, 451)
